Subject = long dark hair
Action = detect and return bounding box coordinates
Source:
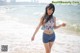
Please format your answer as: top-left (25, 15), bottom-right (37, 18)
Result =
top-left (43, 3), bottom-right (55, 24)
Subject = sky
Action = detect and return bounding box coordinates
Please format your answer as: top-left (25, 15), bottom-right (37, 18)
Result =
top-left (7, 0), bottom-right (80, 3)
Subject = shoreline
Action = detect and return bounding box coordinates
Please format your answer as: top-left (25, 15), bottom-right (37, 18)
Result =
top-left (0, 20), bottom-right (80, 53)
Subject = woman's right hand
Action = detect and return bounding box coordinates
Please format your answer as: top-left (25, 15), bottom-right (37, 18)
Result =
top-left (31, 35), bottom-right (35, 41)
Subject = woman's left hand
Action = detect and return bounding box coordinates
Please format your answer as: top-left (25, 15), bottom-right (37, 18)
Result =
top-left (61, 23), bottom-right (66, 27)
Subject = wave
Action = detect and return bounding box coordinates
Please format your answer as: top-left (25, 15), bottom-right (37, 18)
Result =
top-left (65, 23), bottom-right (80, 32)
top-left (56, 19), bottom-right (80, 33)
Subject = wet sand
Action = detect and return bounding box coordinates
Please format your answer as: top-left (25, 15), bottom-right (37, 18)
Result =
top-left (0, 20), bottom-right (80, 53)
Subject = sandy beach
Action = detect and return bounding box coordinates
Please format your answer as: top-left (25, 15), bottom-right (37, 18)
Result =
top-left (0, 20), bottom-right (80, 53)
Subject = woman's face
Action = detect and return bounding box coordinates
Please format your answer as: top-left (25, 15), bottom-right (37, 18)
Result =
top-left (47, 8), bottom-right (53, 15)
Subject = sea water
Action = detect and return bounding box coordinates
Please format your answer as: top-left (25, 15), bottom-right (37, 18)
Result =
top-left (0, 4), bottom-right (80, 33)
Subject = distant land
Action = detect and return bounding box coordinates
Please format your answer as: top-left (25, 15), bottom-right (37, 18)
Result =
top-left (0, 2), bottom-right (47, 5)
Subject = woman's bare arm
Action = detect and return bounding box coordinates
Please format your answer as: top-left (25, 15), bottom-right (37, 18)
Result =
top-left (31, 17), bottom-right (44, 41)
top-left (32, 17), bottom-right (43, 37)
top-left (53, 17), bottom-right (66, 29)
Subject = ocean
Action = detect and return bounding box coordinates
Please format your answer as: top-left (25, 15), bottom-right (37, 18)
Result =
top-left (0, 4), bottom-right (80, 33)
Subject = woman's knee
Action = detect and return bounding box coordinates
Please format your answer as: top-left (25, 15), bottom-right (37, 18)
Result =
top-left (46, 48), bottom-right (50, 53)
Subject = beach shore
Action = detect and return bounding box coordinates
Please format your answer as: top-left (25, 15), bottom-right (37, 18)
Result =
top-left (0, 20), bottom-right (80, 53)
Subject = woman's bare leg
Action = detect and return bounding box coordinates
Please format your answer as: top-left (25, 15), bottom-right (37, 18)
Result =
top-left (49, 42), bottom-right (53, 53)
top-left (44, 43), bottom-right (50, 53)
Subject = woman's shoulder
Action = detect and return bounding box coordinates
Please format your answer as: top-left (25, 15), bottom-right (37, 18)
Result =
top-left (39, 15), bottom-right (45, 23)
top-left (40, 15), bottom-right (45, 20)
top-left (53, 15), bottom-right (56, 18)
top-left (41, 15), bottom-right (44, 20)
top-left (52, 16), bottom-right (56, 20)
top-left (52, 16), bottom-right (56, 22)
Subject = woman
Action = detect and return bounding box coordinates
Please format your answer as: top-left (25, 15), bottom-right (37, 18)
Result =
top-left (31, 3), bottom-right (66, 53)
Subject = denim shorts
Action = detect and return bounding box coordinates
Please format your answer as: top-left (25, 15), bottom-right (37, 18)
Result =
top-left (43, 32), bottom-right (56, 43)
